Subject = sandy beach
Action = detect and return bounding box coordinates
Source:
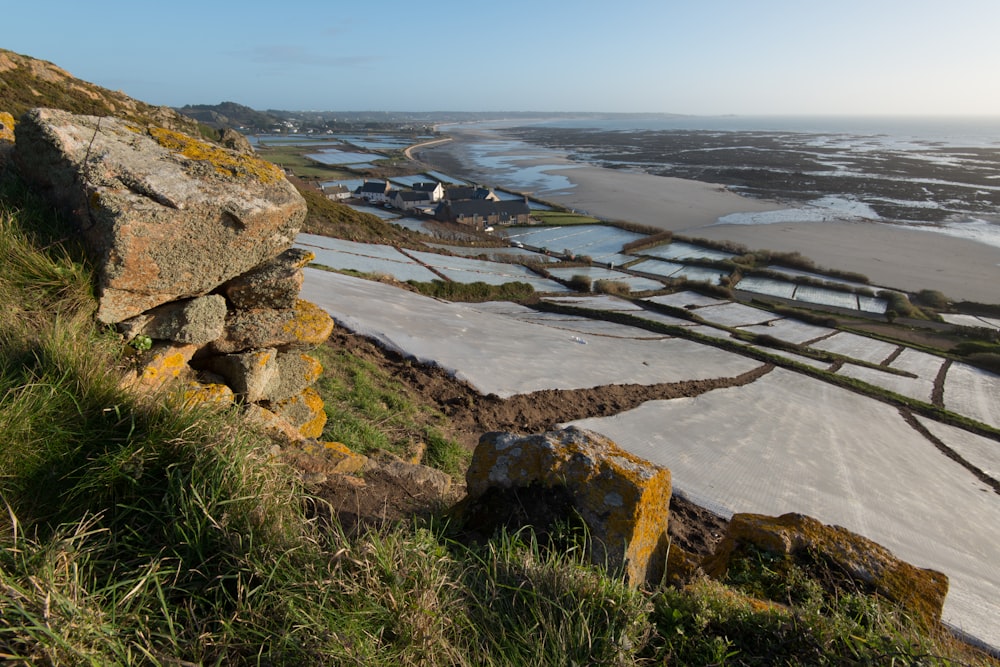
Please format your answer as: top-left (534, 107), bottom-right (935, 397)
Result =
top-left (419, 134), bottom-right (1000, 304)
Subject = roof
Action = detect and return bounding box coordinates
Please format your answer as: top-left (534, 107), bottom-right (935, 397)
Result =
top-left (412, 181), bottom-right (442, 192)
top-left (394, 190), bottom-right (431, 202)
top-left (441, 199), bottom-right (530, 217)
top-left (356, 181), bottom-right (390, 194)
top-left (445, 186), bottom-right (495, 201)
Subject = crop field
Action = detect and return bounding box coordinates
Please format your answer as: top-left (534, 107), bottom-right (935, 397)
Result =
top-left (295, 239), bottom-right (440, 283)
top-left (625, 258), bottom-right (686, 278)
top-left (567, 368), bottom-right (1000, 644)
top-left (915, 416), bottom-right (1000, 482)
top-left (691, 302), bottom-right (777, 328)
top-left (810, 331), bottom-right (899, 364)
top-left (646, 290), bottom-right (727, 309)
top-left (857, 294), bottom-right (888, 314)
top-left (505, 224), bottom-right (643, 264)
top-left (747, 345), bottom-right (836, 369)
top-left (544, 294), bottom-right (646, 312)
top-left (735, 275), bottom-right (797, 299)
top-left (889, 348), bottom-right (945, 384)
top-left (547, 266), bottom-right (664, 292)
top-left (737, 319), bottom-right (835, 345)
top-left (639, 241), bottom-right (736, 262)
top-left (513, 313), bottom-right (671, 340)
top-left (941, 313), bottom-right (1000, 330)
top-left (764, 265), bottom-right (870, 290)
top-left (406, 249), bottom-right (569, 291)
top-left (944, 362), bottom-right (1000, 430)
top-left (628, 310), bottom-right (705, 328)
top-left (793, 284), bottom-right (862, 310)
top-left (302, 269), bottom-right (760, 398)
top-left (836, 362), bottom-right (934, 403)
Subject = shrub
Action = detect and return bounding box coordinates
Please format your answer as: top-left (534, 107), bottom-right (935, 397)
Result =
top-left (914, 289), bottom-right (951, 310)
top-left (593, 279), bottom-right (630, 296)
top-left (568, 274), bottom-right (592, 292)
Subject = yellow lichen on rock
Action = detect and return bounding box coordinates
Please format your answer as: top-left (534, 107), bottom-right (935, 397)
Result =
top-left (281, 300), bottom-right (335, 345)
top-left (705, 512), bottom-right (950, 626)
top-left (0, 112), bottom-right (15, 143)
top-left (466, 427), bottom-right (672, 586)
top-left (268, 387), bottom-right (327, 440)
top-left (182, 381), bottom-right (235, 409)
top-left (147, 126), bottom-right (283, 184)
top-left (124, 342), bottom-right (198, 391)
top-left (320, 441), bottom-right (370, 475)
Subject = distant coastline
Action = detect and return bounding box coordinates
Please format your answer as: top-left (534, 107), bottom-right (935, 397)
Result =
top-left (416, 120), bottom-right (1000, 304)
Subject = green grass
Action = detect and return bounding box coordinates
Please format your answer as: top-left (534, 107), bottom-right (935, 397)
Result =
top-left (532, 210), bottom-right (602, 225)
top-left (256, 144), bottom-right (363, 179)
top-left (312, 343), bottom-right (468, 475)
top-left (0, 165), bottom-right (995, 665)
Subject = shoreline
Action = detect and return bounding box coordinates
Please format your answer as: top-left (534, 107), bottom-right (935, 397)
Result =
top-left (416, 131), bottom-right (1000, 304)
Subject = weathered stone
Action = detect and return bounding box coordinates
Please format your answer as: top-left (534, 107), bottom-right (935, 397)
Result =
top-left (465, 426), bottom-right (672, 586)
top-left (201, 348), bottom-right (279, 403)
top-left (267, 387), bottom-right (327, 439)
top-left (13, 108), bottom-right (306, 323)
top-left (244, 403), bottom-right (307, 446)
top-left (210, 299), bottom-right (334, 354)
top-left (121, 294), bottom-right (227, 344)
top-left (704, 512), bottom-right (949, 626)
top-left (181, 381), bottom-right (235, 408)
top-left (221, 248), bottom-right (313, 310)
top-left (381, 460), bottom-right (453, 497)
top-left (0, 112), bottom-right (14, 143)
top-left (218, 127), bottom-right (254, 154)
top-left (122, 342), bottom-right (199, 391)
top-left (263, 351), bottom-right (324, 403)
top-left (318, 441), bottom-right (370, 475)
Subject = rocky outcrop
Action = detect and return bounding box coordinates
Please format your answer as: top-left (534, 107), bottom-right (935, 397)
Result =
top-left (463, 427), bottom-right (672, 586)
top-left (463, 428), bottom-right (950, 625)
top-left (12, 108), bottom-right (332, 443)
top-left (14, 108), bottom-right (305, 324)
top-left (704, 512), bottom-right (949, 626)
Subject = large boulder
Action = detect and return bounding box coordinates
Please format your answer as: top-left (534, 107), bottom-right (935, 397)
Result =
top-left (704, 512), bottom-right (949, 626)
top-left (13, 108), bottom-right (306, 323)
top-left (464, 426), bottom-right (672, 586)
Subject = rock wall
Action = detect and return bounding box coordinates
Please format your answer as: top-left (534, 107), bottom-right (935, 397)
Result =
top-left (12, 108), bottom-right (333, 443)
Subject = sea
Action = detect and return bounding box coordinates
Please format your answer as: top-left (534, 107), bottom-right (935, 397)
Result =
top-left (435, 115), bottom-right (1000, 249)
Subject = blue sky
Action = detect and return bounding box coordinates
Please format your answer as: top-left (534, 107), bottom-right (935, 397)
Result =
top-left (5, 0), bottom-right (1000, 115)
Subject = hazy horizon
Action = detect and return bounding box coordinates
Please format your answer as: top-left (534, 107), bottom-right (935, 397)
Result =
top-left (7, 0), bottom-right (1000, 118)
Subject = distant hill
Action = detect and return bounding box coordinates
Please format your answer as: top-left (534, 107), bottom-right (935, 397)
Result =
top-left (0, 48), bottom-right (199, 135)
top-left (178, 101), bottom-right (280, 131)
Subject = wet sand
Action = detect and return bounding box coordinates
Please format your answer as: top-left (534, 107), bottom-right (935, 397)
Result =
top-left (418, 136), bottom-right (1000, 304)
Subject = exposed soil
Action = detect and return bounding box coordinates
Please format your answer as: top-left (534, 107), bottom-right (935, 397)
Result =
top-left (311, 327), bottom-right (743, 557)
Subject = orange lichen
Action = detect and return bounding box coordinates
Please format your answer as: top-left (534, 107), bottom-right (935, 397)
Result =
top-left (0, 112), bottom-right (15, 143)
top-left (296, 388), bottom-right (327, 439)
top-left (147, 126), bottom-right (283, 184)
top-left (182, 382), bottom-right (235, 408)
top-left (281, 300), bottom-right (335, 345)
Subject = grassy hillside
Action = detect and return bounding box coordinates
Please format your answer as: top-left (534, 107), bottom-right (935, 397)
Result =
top-left (0, 49), bottom-right (199, 135)
top-left (0, 158), bottom-right (994, 666)
top-left (0, 49), bottom-right (995, 665)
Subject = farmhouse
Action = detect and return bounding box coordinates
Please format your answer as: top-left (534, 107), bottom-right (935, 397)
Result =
top-left (411, 181), bottom-right (445, 202)
top-left (354, 180), bottom-right (392, 203)
top-left (323, 184), bottom-right (352, 200)
top-left (435, 199), bottom-right (532, 229)
top-left (391, 189), bottom-right (433, 211)
top-left (444, 185), bottom-right (500, 202)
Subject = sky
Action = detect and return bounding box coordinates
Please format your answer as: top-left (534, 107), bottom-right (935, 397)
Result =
top-left (4, 0), bottom-right (1000, 116)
